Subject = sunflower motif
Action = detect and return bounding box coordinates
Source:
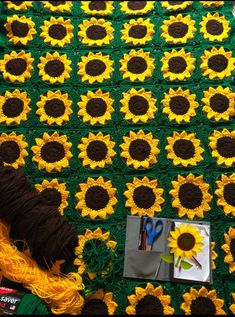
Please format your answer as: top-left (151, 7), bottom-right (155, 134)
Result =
top-left (168, 223), bottom-right (204, 260)
top-left (211, 242), bottom-right (218, 270)
top-left (170, 174), bottom-right (212, 219)
top-left (120, 130), bottom-right (159, 169)
top-left (161, 1), bottom-right (193, 11)
top-left (161, 48), bottom-right (195, 81)
top-left (0, 50), bottom-right (34, 83)
top-left (35, 179), bottom-right (69, 215)
top-left (41, 1), bottom-right (72, 12)
top-left (121, 18), bottom-right (155, 46)
top-left (0, 132), bottom-right (28, 169)
top-left (166, 131), bottom-right (204, 167)
top-left (200, 1), bottom-right (224, 7)
top-left (5, 15), bottom-right (36, 45)
top-left (40, 17), bottom-right (74, 47)
top-left (181, 287), bottom-right (226, 315)
top-left (80, 1), bottom-right (114, 16)
top-left (201, 47), bottom-right (235, 80)
top-left (31, 132), bottom-right (73, 172)
top-left (36, 90), bottom-right (72, 126)
top-left (162, 87), bottom-right (199, 124)
top-left (202, 86), bottom-right (235, 122)
top-left (74, 228), bottom-right (117, 279)
top-left (80, 289), bottom-right (118, 315)
top-left (215, 174), bottom-right (235, 217)
top-left (161, 14), bottom-right (196, 44)
top-left (75, 177), bottom-right (117, 220)
top-left (0, 90), bottom-right (30, 125)
top-left (5, 1), bottom-right (33, 10)
top-left (78, 52), bottom-right (114, 84)
top-left (78, 89), bottom-right (114, 125)
top-left (120, 1), bottom-right (154, 15)
top-left (126, 283), bottom-right (174, 315)
top-left (124, 177), bottom-right (164, 217)
top-left (120, 49), bottom-right (155, 82)
top-left (222, 227), bottom-right (235, 273)
top-left (230, 293), bottom-right (235, 314)
top-left (209, 129), bottom-right (235, 167)
top-left (38, 52), bottom-right (71, 84)
top-left (200, 13), bottom-right (230, 42)
top-left (78, 18), bottom-right (114, 47)
top-left (78, 132), bottom-right (116, 169)
top-left (120, 88), bottom-right (157, 124)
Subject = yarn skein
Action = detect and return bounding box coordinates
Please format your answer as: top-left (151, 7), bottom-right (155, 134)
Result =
top-left (0, 221), bottom-right (84, 315)
top-left (16, 294), bottom-right (49, 315)
top-left (0, 164), bottom-right (77, 268)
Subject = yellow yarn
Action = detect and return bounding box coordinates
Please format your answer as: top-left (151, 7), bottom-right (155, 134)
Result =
top-left (0, 220), bottom-right (84, 315)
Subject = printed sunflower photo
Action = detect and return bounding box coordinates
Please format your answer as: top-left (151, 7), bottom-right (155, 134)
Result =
top-left (170, 174), bottom-right (212, 219)
top-left (31, 132), bottom-right (73, 172)
top-left (201, 47), bottom-right (235, 79)
top-left (166, 131), bottom-right (204, 167)
top-left (79, 289), bottom-right (118, 315)
top-left (161, 14), bottom-right (196, 44)
top-left (202, 86), bottom-right (235, 122)
top-left (120, 130), bottom-right (159, 169)
top-left (0, 132), bottom-right (28, 169)
top-left (216, 174), bottom-right (235, 217)
top-left (38, 52), bottom-right (72, 84)
top-left (126, 283), bottom-right (174, 315)
top-left (74, 228), bottom-right (117, 279)
top-left (40, 17), bottom-right (74, 47)
top-left (41, 1), bottom-right (72, 12)
top-left (5, 1), bottom-right (33, 10)
top-left (120, 49), bottom-right (155, 82)
top-left (78, 131), bottom-right (116, 169)
top-left (168, 223), bottom-right (204, 262)
top-left (80, 1), bottom-right (114, 16)
top-left (75, 176), bottom-right (117, 220)
top-left (124, 176), bottom-right (164, 217)
top-left (0, 50), bottom-right (34, 83)
top-left (200, 13), bottom-right (230, 42)
top-left (5, 15), bottom-right (36, 45)
top-left (162, 87), bottom-right (199, 124)
top-left (78, 18), bottom-right (114, 46)
top-left (120, 1), bottom-right (154, 15)
top-left (0, 89), bottom-right (31, 125)
top-left (222, 226), bottom-right (235, 273)
top-left (78, 89), bottom-right (114, 125)
top-left (36, 90), bottom-right (72, 126)
top-left (121, 18), bottom-right (154, 46)
top-left (161, 48), bottom-right (195, 81)
top-left (120, 88), bottom-right (157, 124)
top-left (209, 129), bottom-right (235, 167)
top-left (35, 179), bottom-right (69, 216)
top-left (78, 52), bottom-right (114, 84)
top-left (181, 287), bottom-right (226, 315)
top-left (161, 1), bottom-right (193, 11)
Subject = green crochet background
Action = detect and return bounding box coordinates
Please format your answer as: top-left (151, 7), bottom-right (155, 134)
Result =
top-left (0, 1), bottom-right (235, 314)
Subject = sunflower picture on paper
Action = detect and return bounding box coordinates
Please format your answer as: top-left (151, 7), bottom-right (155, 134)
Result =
top-left (163, 221), bottom-right (211, 283)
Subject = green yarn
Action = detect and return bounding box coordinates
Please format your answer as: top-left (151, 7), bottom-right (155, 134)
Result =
top-left (16, 294), bottom-right (49, 315)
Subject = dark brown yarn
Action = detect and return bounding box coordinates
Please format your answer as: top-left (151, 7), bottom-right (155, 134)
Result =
top-left (0, 164), bottom-right (77, 268)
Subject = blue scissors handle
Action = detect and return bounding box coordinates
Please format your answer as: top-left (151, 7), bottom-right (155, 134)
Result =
top-left (144, 217), bottom-right (163, 247)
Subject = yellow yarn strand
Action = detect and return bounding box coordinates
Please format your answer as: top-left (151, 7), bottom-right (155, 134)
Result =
top-left (0, 221), bottom-right (84, 315)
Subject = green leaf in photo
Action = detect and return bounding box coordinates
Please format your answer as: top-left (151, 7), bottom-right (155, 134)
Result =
top-left (181, 261), bottom-right (193, 270)
top-left (160, 254), bottom-right (174, 263)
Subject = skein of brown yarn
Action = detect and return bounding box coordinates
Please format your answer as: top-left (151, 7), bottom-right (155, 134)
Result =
top-left (0, 162), bottom-right (77, 269)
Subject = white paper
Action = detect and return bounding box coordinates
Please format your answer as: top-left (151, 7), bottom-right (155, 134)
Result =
top-left (173, 221), bottom-right (210, 283)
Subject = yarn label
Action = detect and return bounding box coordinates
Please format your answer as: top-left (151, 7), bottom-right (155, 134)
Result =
top-left (0, 287), bottom-right (24, 315)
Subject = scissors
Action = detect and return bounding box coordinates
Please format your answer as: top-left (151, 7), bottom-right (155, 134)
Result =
top-left (144, 217), bottom-right (163, 251)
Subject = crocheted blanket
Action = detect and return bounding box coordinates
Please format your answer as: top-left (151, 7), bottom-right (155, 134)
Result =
top-left (0, 1), bottom-right (235, 315)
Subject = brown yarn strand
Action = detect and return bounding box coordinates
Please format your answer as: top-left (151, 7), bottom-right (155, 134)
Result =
top-left (0, 163), bottom-right (77, 269)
